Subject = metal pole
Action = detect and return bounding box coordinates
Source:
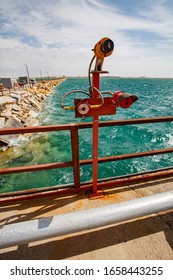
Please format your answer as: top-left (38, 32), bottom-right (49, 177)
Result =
top-left (39, 69), bottom-right (42, 81)
top-left (1, 191), bottom-right (173, 249)
top-left (70, 124), bottom-right (80, 187)
top-left (23, 64), bottom-right (30, 87)
top-left (92, 115), bottom-right (99, 192)
top-left (90, 72), bottom-right (103, 198)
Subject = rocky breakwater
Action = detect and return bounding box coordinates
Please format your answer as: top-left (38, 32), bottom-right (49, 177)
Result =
top-left (0, 79), bottom-right (65, 148)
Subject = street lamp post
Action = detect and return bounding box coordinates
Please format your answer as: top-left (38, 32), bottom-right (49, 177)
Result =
top-left (23, 63), bottom-right (30, 87)
top-left (39, 69), bottom-right (42, 81)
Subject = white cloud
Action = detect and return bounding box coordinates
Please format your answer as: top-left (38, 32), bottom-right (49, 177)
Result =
top-left (0, 0), bottom-right (173, 77)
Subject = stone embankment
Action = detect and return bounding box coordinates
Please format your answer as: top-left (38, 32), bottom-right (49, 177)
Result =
top-left (0, 79), bottom-right (65, 147)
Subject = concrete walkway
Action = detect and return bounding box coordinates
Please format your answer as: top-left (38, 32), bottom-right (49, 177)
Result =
top-left (0, 176), bottom-right (173, 260)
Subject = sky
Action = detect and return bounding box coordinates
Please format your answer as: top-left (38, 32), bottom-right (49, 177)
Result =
top-left (0, 0), bottom-right (173, 78)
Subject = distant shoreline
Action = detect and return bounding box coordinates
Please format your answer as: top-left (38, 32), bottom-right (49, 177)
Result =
top-left (0, 78), bottom-right (65, 148)
top-left (64, 76), bottom-right (173, 79)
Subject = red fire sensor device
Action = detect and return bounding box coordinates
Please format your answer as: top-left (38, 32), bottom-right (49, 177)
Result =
top-left (60, 37), bottom-right (138, 199)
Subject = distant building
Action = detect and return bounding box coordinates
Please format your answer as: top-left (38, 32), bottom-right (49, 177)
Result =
top-left (1, 78), bottom-right (17, 89)
top-left (19, 76), bottom-right (29, 85)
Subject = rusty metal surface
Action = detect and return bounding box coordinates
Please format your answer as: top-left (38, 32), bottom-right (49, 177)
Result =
top-left (70, 125), bottom-right (80, 187)
top-left (80, 147), bottom-right (173, 165)
top-left (0, 176), bottom-right (173, 260)
top-left (0, 123), bottom-right (72, 135)
top-left (1, 168), bottom-right (173, 204)
top-left (1, 116), bottom-right (173, 202)
top-left (1, 116), bottom-right (173, 136)
top-left (1, 147), bottom-right (173, 176)
top-left (0, 161), bottom-right (73, 175)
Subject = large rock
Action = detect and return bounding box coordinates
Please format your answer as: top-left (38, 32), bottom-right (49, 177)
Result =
top-left (27, 96), bottom-right (41, 111)
top-left (0, 146), bottom-right (24, 165)
top-left (4, 117), bottom-right (23, 128)
top-left (1, 108), bottom-right (13, 118)
top-left (0, 96), bottom-right (16, 110)
top-left (0, 117), bottom-right (24, 145)
top-left (0, 117), bottom-right (8, 145)
top-left (24, 117), bottom-right (37, 127)
top-left (10, 93), bottom-right (21, 104)
top-left (20, 102), bottom-right (37, 113)
top-left (0, 135), bottom-right (11, 145)
top-left (0, 117), bottom-right (5, 127)
top-left (11, 104), bottom-right (21, 111)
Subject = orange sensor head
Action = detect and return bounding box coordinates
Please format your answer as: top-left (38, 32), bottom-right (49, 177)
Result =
top-left (94, 37), bottom-right (114, 59)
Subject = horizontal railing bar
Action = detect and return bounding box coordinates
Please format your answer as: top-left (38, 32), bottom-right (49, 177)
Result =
top-left (1, 147), bottom-right (173, 175)
top-left (1, 165), bottom-right (173, 198)
top-left (79, 116), bottom-right (173, 129)
top-left (1, 167), bottom-right (173, 203)
top-left (80, 147), bottom-right (173, 165)
top-left (99, 116), bottom-right (173, 127)
top-left (1, 116), bottom-right (173, 135)
top-left (0, 124), bottom-right (72, 135)
top-left (0, 161), bottom-right (73, 175)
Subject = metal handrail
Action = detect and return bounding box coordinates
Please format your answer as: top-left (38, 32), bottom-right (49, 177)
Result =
top-left (1, 190), bottom-right (173, 248)
top-left (1, 148), bottom-right (173, 175)
top-left (1, 116), bottom-right (173, 135)
top-left (1, 116), bottom-right (173, 200)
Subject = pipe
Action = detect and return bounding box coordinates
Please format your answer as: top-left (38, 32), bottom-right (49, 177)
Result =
top-left (0, 191), bottom-right (173, 249)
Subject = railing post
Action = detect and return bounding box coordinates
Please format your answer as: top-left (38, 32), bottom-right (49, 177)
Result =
top-left (70, 124), bottom-right (80, 188)
top-left (89, 71), bottom-right (104, 199)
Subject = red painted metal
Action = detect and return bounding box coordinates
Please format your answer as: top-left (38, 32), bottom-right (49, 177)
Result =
top-left (1, 147), bottom-right (173, 176)
top-left (0, 185), bottom-right (91, 204)
top-left (1, 116), bottom-right (173, 136)
top-left (70, 125), bottom-right (80, 187)
top-left (1, 116), bottom-right (173, 203)
top-left (74, 97), bottom-right (116, 117)
top-left (80, 147), bottom-right (173, 166)
top-left (89, 71), bottom-right (104, 198)
top-left (1, 167), bottom-right (173, 204)
top-left (0, 161), bottom-right (72, 175)
top-left (0, 123), bottom-right (71, 136)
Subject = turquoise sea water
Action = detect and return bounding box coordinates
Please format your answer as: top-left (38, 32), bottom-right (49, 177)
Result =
top-left (1, 77), bottom-right (173, 193)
